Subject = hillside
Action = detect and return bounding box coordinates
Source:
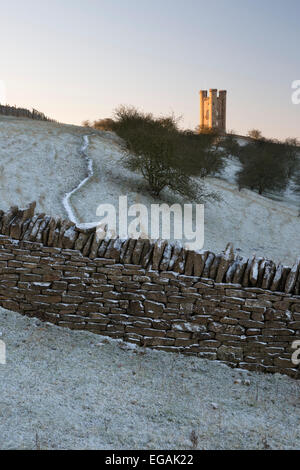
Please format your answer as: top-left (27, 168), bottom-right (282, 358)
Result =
top-left (0, 116), bottom-right (300, 451)
top-left (0, 115), bottom-right (299, 264)
top-left (1, 307), bottom-right (299, 450)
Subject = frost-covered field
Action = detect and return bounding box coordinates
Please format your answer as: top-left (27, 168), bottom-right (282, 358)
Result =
top-left (0, 307), bottom-right (299, 450)
top-left (0, 118), bottom-right (300, 450)
top-left (0, 116), bottom-right (87, 218)
top-left (0, 115), bottom-right (299, 263)
top-left (72, 129), bottom-right (300, 265)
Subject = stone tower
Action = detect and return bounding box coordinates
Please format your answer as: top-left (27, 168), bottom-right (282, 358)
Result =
top-left (199, 89), bottom-right (227, 133)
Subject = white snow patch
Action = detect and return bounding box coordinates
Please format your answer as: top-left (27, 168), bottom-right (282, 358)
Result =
top-left (62, 135), bottom-right (98, 227)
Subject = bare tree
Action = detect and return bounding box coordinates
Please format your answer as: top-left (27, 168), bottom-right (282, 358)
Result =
top-left (114, 106), bottom-right (223, 202)
top-left (93, 118), bottom-right (115, 131)
top-left (248, 129), bottom-right (264, 140)
top-left (237, 139), bottom-right (290, 195)
top-left (283, 138), bottom-right (300, 178)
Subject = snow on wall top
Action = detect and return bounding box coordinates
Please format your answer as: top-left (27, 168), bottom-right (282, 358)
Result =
top-left (0, 202), bottom-right (299, 295)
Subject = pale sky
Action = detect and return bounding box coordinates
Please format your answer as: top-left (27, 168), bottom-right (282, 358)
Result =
top-left (1, 0), bottom-right (299, 139)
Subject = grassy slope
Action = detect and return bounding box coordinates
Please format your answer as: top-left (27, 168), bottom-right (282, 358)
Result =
top-left (0, 116), bottom-right (299, 264)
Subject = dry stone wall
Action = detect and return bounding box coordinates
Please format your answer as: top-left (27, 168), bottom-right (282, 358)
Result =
top-left (0, 203), bottom-right (299, 378)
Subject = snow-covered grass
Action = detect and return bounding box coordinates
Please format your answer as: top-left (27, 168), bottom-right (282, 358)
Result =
top-left (0, 119), bottom-right (300, 450)
top-left (0, 307), bottom-right (299, 450)
top-left (0, 116), bottom-right (299, 263)
top-left (71, 132), bottom-right (300, 264)
top-left (0, 116), bottom-right (87, 218)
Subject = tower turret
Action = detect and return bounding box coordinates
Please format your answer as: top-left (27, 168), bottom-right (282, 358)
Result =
top-left (199, 88), bottom-right (227, 133)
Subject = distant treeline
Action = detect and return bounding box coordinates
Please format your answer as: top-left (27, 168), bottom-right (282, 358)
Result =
top-left (0, 104), bottom-right (55, 122)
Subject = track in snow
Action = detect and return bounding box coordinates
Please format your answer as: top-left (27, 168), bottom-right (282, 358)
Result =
top-left (62, 135), bottom-right (98, 228)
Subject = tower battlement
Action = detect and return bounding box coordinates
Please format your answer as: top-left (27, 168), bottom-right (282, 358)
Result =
top-left (199, 88), bottom-right (227, 133)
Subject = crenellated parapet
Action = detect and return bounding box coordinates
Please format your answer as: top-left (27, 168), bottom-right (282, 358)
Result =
top-left (199, 88), bottom-right (227, 133)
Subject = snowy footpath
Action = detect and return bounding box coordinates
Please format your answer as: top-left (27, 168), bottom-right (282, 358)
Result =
top-left (62, 134), bottom-right (97, 228)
